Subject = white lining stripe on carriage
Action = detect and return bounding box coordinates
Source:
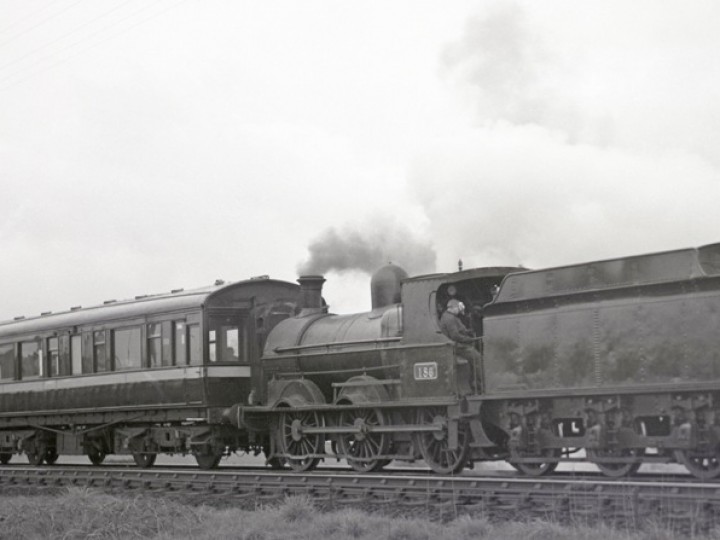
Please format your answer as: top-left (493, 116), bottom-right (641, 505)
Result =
top-left (0, 365), bottom-right (251, 392)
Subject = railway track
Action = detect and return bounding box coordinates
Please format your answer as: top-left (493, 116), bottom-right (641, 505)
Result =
top-left (2, 465), bottom-right (720, 534)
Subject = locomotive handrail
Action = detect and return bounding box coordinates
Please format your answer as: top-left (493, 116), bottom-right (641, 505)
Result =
top-left (273, 336), bottom-right (402, 353)
top-left (274, 364), bottom-right (401, 378)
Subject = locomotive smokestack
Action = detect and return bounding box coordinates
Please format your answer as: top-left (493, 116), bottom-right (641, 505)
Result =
top-left (297, 275), bottom-right (326, 311)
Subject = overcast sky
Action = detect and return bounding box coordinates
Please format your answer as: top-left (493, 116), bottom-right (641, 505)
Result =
top-left (2, 0), bottom-right (720, 320)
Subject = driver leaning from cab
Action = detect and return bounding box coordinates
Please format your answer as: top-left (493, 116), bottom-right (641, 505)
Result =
top-left (440, 298), bottom-right (481, 367)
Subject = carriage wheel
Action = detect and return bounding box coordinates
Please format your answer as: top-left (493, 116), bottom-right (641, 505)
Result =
top-left (674, 448), bottom-right (720, 480)
top-left (0, 452), bottom-right (12, 465)
top-left (415, 407), bottom-right (469, 475)
top-left (337, 408), bottom-right (390, 473)
top-left (508, 447), bottom-right (560, 476)
top-left (44, 448), bottom-right (59, 465)
top-left (587, 448), bottom-right (643, 477)
top-left (278, 409), bottom-right (324, 472)
top-left (193, 445), bottom-right (223, 470)
top-left (25, 440), bottom-right (47, 466)
top-left (87, 446), bottom-right (106, 466)
top-left (132, 452), bottom-right (157, 468)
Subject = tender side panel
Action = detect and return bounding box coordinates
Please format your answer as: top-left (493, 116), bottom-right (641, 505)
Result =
top-left (483, 278), bottom-right (720, 394)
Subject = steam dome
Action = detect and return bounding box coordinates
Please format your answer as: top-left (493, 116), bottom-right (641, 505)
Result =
top-left (371, 264), bottom-right (408, 309)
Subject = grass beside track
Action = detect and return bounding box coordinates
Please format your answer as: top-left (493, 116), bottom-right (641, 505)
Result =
top-left (0, 488), bottom-right (715, 540)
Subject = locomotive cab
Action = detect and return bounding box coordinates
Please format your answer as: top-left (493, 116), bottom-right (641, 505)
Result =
top-left (400, 267), bottom-right (523, 397)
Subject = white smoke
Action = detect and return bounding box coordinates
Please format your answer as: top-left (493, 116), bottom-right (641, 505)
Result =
top-left (298, 216), bottom-right (436, 276)
top-left (410, 3), bottom-right (720, 272)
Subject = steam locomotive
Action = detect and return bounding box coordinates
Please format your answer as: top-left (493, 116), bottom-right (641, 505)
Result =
top-left (2, 242), bottom-right (720, 479)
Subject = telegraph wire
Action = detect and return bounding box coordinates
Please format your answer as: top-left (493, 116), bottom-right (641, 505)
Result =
top-left (0, 0), bottom-right (64, 35)
top-left (0, 0), bottom-right (137, 73)
top-left (0, 0), bottom-right (183, 93)
top-left (0, 0), bottom-right (87, 49)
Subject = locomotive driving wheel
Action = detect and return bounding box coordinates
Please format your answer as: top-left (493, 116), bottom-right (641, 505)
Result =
top-left (415, 407), bottom-right (469, 474)
top-left (337, 407), bottom-right (390, 473)
top-left (278, 409), bottom-right (324, 472)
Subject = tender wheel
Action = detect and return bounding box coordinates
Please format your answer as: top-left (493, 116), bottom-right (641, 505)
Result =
top-left (337, 407), bottom-right (390, 473)
top-left (44, 448), bottom-right (59, 465)
top-left (509, 448), bottom-right (560, 476)
top-left (193, 445), bottom-right (223, 470)
top-left (87, 447), bottom-right (106, 466)
top-left (587, 448), bottom-right (643, 478)
top-left (132, 452), bottom-right (157, 468)
top-left (415, 407), bottom-right (469, 474)
top-left (278, 409), bottom-right (324, 472)
top-left (674, 448), bottom-right (720, 480)
top-left (0, 452), bottom-right (12, 465)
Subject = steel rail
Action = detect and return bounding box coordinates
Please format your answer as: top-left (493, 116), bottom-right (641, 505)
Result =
top-left (2, 465), bottom-right (720, 533)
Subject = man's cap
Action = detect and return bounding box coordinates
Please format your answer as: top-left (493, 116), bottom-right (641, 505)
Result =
top-left (447, 299), bottom-right (461, 309)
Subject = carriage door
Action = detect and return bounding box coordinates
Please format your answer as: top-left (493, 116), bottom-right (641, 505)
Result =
top-left (206, 308), bottom-right (251, 405)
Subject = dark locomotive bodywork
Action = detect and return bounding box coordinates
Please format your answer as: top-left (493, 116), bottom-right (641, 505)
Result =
top-left (246, 242), bottom-right (720, 479)
top-left (0, 277), bottom-right (299, 467)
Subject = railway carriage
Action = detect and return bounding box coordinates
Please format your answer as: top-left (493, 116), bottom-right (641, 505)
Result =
top-left (0, 277), bottom-right (299, 468)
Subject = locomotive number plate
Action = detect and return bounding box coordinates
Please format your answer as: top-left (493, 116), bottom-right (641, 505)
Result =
top-left (413, 362), bottom-right (438, 380)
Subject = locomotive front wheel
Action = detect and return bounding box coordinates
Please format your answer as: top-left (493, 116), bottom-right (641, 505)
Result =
top-left (587, 448), bottom-right (642, 478)
top-left (415, 407), bottom-right (469, 475)
top-left (278, 409), bottom-right (323, 472)
top-left (0, 452), bottom-right (11, 465)
top-left (132, 452), bottom-right (157, 468)
top-left (674, 448), bottom-right (720, 480)
top-left (337, 408), bottom-right (390, 473)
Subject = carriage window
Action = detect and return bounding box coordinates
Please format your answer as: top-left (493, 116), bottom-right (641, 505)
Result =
top-left (148, 323), bottom-right (162, 367)
top-left (71, 335), bottom-right (82, 375)
top-left (208, 313), bottom-right (245, 363)
top-left (114, 328), bottom-right (141, 371)
top-left (0, 344), bottom-right (14, 380)
top-left (174, 322), bottom-right (186, 365)
top-left (209, 329), bottom-right (217, 363)
top-left (48, 337), bottom-right (59, 377)
top-left (94, 331), bottom-right (108, 372)
top-left (21, 341), bottom-right (41, 379)
top-left (188, 324), bottom-right (201, 365)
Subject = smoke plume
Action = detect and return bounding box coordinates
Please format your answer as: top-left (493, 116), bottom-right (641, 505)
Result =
top-left (298, 219), bottom-right (436, 276)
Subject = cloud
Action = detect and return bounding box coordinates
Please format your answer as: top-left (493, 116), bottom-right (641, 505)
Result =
top-left (405, 3), bottom-right (720, 274)
top-left (410, 123), bottom-right (720, 272)
top-left (440, 3), bottom-right (590, 144)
